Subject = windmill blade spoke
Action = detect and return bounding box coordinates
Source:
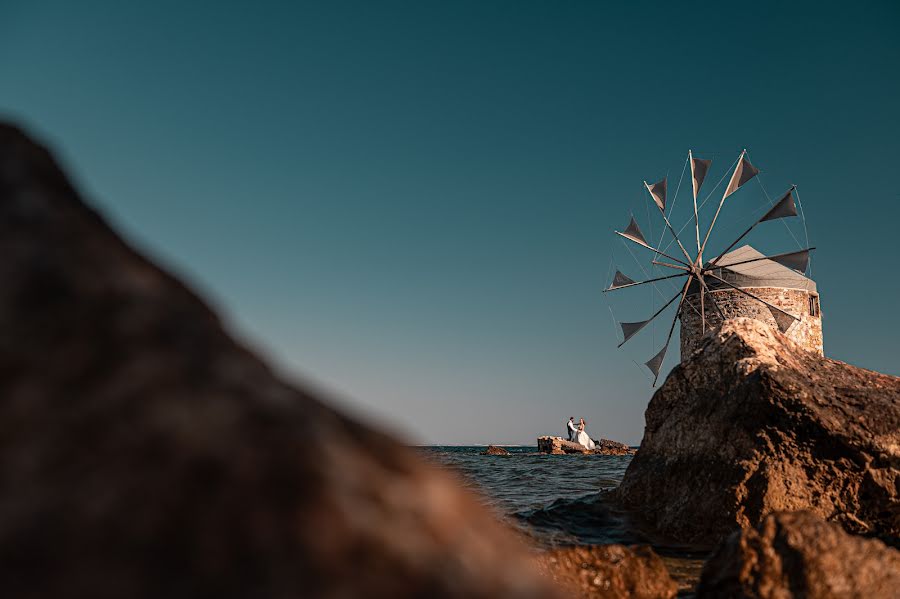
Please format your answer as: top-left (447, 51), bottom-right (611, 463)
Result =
top-left (700, 150), bottom-right (760, 259)
top-left (708, 186), bottom-right (799, 267)
top-left (652, 260), bottom-right (691, 272)
top-left (759, 186), bottom-right (799, 223)
top-left (690, 150), bottom-right (710, 256)
top-left (708, 248), bottom-right (815, 274)
top-left (614, 231), bottom-right (692, 268)
top-left (617, 286), bottom-right (683, 347)
top-left (604, 271), bottom-right (688, 293)
top-left (646, 280), bottom-right (691, 384)
top-left (657, 206), bottom-right (695, 264)
top-left (706, 272), bottom-right (799, 322)
top-left (699, 278), bottom-right (725, 320)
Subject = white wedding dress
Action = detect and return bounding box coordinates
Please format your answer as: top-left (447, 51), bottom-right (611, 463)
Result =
top-left (574, 428), bottom-right (596, 450)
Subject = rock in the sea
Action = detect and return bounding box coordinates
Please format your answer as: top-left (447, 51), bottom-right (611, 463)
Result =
top-left (594, 438), bottom-right (636, 456)
top-left (538, 436), bottom-right (636, 456)
top-left (0, 123), bottom-right (555, 598)
top-left (536, 544), bottom-right (677, 599)
top-left (697, 510), bottom-right (900, 598)
top-left (616, 318), bottom-right (900, 546)
top-left (482, 445), bottom-right (511, 455)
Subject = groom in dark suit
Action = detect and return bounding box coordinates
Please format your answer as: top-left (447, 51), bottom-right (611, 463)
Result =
top-left (566, 417), bottom-right (577, 441)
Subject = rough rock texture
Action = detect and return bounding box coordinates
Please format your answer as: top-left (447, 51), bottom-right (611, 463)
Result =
top-left (0, 123), bottom-right (557, 598)
top-left (594, 439), bottom-right (636, 456)
top-left (538, 436), bottom-right (636, 456)
top-left (536, 544), bottom-right (677, 599)
top-left (697, 511), bottom-right (900, 598)
top-left (482, 445), bottom-right (510, 455)
top-left (616, 318), bottom-right (900, 546)
top-left (681, 286), bottom-right (823, 357)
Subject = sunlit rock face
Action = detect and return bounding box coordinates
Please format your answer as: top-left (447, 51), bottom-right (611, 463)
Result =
top-left (617, 318), bottom-right (899, 547)
top-left (697, 511), bottom-right (900, 598)
top-left (0, 123), bottom-right (554, 599)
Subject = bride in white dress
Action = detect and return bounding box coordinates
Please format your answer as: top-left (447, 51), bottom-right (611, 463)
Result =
top-left (574, 418), bottom-right (596, 450)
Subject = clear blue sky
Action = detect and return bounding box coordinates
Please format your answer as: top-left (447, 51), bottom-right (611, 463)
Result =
top-left (2, 1), bottom-right (898, 445)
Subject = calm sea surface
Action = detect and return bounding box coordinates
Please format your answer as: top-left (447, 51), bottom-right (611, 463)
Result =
top-left (419, 445), bottom-right (706, 594)
top-left (419, 445), bottom-right (637, 546)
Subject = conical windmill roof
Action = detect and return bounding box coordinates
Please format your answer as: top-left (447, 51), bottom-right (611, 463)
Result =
top-left (705, 245), bottom-right (816, 293)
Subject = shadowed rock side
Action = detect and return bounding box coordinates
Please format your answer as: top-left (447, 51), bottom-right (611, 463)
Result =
top-left (536, 545), bottom-right (677, 599)
top-left (616, 318), bottom-right (900, 547)
top-left (0, 123), bottom-right (556, 598)
top-left (697, 511), bottom-right (900, 598)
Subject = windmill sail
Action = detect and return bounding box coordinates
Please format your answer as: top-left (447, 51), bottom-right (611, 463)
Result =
top-left (760, 187), bottom-right (798, 222)
top-left (690, 154), bottom-right (711, 200)
top-left (768, 305), bottom-right (795, 333)
top-left (644, 178), bottom-right (667, 211)
top-left (770, 249), bottom-right (810, 273)
top-left (723, 154), bottom-right (760, 199)
top-left (645, 343), bottom-right (668, 377)
top-left (620, 320), bottom-right (649, 344)
top-left (607, 270), bottom-right (636, 290)
top-left (621, 216), bottom-right (648, 245)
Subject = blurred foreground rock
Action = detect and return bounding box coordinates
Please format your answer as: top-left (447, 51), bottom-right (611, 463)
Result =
top-left (616, 318), bottom-right (900, 546)
top-left (697, 511), bottom-right (900, 598)
top-left (537, 436), bottom-right (636, 456)
top-left (536, 544), bottom-right (677, 599)
top-left (0, 123), bottom-right (555, 598)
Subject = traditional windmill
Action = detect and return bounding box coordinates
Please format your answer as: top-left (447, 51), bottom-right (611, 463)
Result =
top-left (605, 150), bottom-right (820, 385)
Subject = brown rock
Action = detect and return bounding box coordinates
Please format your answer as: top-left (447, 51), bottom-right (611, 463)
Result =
top-left (0, 123), bottom-right (556, 598)
top-left (616, 318), bottom-right (900, 546)
top-left (537, 436), bottom-right (636, 456)
top-left (482, 445), bottom-right (511, 455)
top-left (539, 436), bottom-right (591, 454)
top-left (537, 544), bottom-right (677, 598)
top-left (595, 439), bottom-right (636, 456)
top-left (697, 510), bottom-right (900, 598)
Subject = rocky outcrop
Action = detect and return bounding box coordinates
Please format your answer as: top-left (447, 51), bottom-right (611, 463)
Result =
top-left (616, 318), bottom-right (900, 546)
top-left (482, 445), bottom-right (511, 455)
top-left (538, 436), bottom-right (636, 456)
top-left (0, 123), bottom-right (556, 598)
top-left (595, 439), bottom-right (635, 456)
top-left (697, 511), bottom-right (900, 598)
top-left (536, 544), bottom-right (677, 599)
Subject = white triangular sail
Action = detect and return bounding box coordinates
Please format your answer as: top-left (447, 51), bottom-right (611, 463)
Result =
top-left (723, 153), bottom-right (760, 199)
top-left (620, 320), bottom-right (649, 344)
top-left (621, 216), bottom-right (648, 246)
top-left (608, 270), bottom-right (637, 290)
top-left (760, 187), bottom-right (798, 222)
top-left (644, 178), bottom-right (667, 211)
top-left (770, 249), bottom-right (810, 273)
top-left (768, 306), bottom-right (795, 333)
top-left (690, 153), bottom-right (712, 201)
top-left (645, 343), bottom-right (668, 378)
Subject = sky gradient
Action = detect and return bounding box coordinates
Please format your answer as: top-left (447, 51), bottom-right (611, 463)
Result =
top-left (2, 1), bottom-right (898, 444)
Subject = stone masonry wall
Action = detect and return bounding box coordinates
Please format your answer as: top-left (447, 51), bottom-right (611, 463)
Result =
top-left (680, 287), bottom-right (823, 358)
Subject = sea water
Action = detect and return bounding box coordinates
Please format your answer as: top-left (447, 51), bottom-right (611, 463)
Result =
top-left (420, 445), bottom-right (706, 592)
top-left (419, 445), bottom-right (637, 545)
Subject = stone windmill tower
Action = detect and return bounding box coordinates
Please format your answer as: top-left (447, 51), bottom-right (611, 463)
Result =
top-left (604, 150), bottom-right (820, 384)
top-left (679, 245), bottom-right (822, 357)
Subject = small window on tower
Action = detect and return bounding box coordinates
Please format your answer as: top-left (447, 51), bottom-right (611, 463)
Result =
top-left (808, 295), bottom-right (820, 317)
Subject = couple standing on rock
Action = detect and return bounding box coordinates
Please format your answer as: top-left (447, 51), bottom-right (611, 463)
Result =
top-left (566, 417), bottom-right (596, 450)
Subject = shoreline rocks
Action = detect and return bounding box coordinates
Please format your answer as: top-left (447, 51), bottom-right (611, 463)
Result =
top-left (615, 318), bottom-right (900, 547)
top-left (537, 436), bottom-right (636, 456)
top-left (0, 123), bottom-right (556, 598)
top-left (697, 511), bottom-right (900, 598)
top-left (536, 544), bottom-right (677, 599)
